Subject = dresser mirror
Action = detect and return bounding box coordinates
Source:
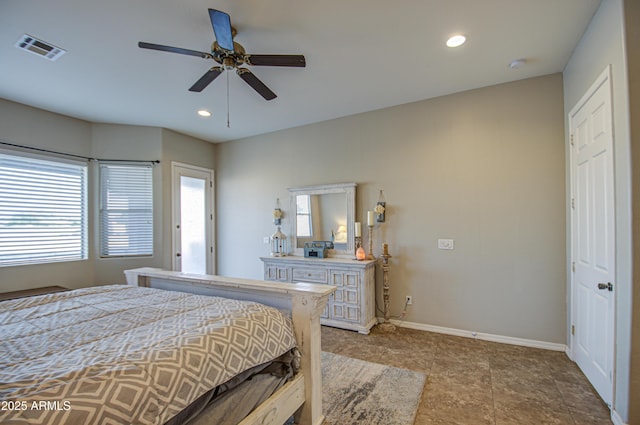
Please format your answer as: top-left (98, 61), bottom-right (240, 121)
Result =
top-left (289, 182), bottom-right (356, 257)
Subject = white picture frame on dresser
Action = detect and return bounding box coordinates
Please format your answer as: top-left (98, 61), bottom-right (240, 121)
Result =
top-left (261, 256), bottom-right (377, 334)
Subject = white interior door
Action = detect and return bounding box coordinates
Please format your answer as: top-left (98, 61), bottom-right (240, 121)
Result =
top-left (569, 66), bottom-right (615, 406)
top-left (172, 162), bottom-right (215, 274)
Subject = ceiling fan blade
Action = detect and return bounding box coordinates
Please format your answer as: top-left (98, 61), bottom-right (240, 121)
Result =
top-left (236, 68), bottom-right (276, 100)
top-left (209, 9), bottom-right (234, 52)
top-left (245, 54), bottom-right (306, 67)
top-left (138, 42), bottom-right (212, 59)
top-left (189, 67), bottom-right (224, 92)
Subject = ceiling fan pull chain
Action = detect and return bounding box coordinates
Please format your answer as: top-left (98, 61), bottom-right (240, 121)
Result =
top-left (226, 70), bottom-right (231, 128)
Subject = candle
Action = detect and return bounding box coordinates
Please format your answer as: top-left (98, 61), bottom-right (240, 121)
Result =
top-left (354, 222), bottom-right (362, 237)
top-left (367, 211), bottom-right (374, 226)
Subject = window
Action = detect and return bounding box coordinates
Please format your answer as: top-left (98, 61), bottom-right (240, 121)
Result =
top-left (296, 194), bottom-right (312, 237)
top-left (0, 152), bottom-right (88, 267)
top-left (100, 163), bottom-right (153, 257)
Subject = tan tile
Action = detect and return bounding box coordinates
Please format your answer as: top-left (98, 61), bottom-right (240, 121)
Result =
top-left (570, 411), bottom-right (613, 425)
top-left (555, 380), bottom-right (610, 420)
top-left (423, 375), bottom-right (493, 409)
top-left (494, 396), bottom-right (575, 425)
top-left (320, 325), bottom-right (610, 425)
top-left (492, 369), bottom-right (561, 403)
top-left (418, 385), bottom-right (495, 425)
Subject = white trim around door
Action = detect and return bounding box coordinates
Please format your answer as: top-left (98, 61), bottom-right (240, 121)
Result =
top-left (171, 162), bottom-right (215, 274)
top-left (567, 65), bottom-right (615, 408)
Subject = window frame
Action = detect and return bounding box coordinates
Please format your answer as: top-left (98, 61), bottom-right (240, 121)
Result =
top-left (0, 150), bottom-right (88, 267)
top-left (99, 162), bottom-right (154, 258)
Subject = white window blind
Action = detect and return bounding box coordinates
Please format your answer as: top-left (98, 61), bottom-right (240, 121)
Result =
top-left (100, 163), bottom-right (153, 257)
top-left (0, 152), bottom-right (88, 267)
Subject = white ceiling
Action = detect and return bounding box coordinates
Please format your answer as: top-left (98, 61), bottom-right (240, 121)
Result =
top-left (0, 0), bottom-right (601, 143)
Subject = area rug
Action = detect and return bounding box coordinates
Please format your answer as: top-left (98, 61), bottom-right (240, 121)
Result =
top-left (321, 351), bottom-right (426, 425)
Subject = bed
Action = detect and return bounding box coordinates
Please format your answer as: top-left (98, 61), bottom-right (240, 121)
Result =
top-left (0, 268), bottom-right (334, 425)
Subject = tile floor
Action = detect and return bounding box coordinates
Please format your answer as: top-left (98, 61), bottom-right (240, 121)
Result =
top-left (321, 325), bottom-right (612, 425)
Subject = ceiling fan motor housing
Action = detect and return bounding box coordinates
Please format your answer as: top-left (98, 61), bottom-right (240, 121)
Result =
top-left (212, 41), bottom-right (247, 69)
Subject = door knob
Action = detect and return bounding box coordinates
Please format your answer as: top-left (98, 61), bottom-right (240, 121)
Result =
top-left (597, 282), bottom-right (613, 291)
top-left (176, 253), bottom-right (181, 257)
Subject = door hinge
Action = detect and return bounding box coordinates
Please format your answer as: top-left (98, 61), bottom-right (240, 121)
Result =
top-left (572, 261), bottom-right (575, 273)
top-left (571, 198), bottom-right (575, 209)
top-left (570, 134), bottom-right (574, 146)
top-left (571, 325), bottom-right (575, 336)
top-left (210, 246), bottom-right (213, 253)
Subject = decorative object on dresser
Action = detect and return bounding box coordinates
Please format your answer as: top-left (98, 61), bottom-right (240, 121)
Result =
top-left (354, 221), bottom-right (364, 259)
top-left (378, 243), bottom-right (396, 332)
top-left (261, 256), bottom-right (377, 334)
top-left (375, 189), bottom-right (386, 223)
top-left (304, 241), bottom-right (332, 258)
top-left (270, 225), bottom-right (287, 256)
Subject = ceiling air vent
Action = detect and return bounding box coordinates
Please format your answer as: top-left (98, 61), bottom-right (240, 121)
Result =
top-left (15, 34), bottom-right (66, 61)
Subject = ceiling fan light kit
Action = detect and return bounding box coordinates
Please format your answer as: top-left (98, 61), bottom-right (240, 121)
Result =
top-left (138, 8), bottom-right (306, 101)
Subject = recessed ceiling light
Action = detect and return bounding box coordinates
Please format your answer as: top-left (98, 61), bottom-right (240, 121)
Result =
top-left (446, 34), bottom-right (466, 48)
top-left (197, 109), bottom-right (211, 117)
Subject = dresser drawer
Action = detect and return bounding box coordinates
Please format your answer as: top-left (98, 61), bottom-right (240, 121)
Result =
top-left (265, 265), bottom-right (290, 282)
top-left (292, 267), bottom-right (328, 284)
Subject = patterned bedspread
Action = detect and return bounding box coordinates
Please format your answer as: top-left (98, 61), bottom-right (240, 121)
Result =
top-left (0, 285), bottom-right (297, 424)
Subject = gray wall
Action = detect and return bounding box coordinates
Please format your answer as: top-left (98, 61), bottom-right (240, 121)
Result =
top-left (0, 100), bottom-right (96, 290)
top-left (216, 73), bottom-right (567, 344)
top-left (0, 99), bottom-right (216, 290)
top-left (562, 0), bottom-right (634, 421)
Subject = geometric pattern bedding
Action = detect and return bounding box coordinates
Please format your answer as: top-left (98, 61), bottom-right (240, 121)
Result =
top-left (0, 285), bottom-right (297, 425)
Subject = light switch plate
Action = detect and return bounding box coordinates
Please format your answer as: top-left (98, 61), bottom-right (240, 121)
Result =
top-left (438, 239), bottom-right (454, 250)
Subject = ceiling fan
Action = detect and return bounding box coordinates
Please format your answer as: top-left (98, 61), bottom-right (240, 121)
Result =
top-left (138, 9), bottom-right (306, 101)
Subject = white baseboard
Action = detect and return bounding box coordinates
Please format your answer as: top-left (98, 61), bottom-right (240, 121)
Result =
top-left (387, 318), bottom-right (567, 352)
top-left (611, 409), bottom-right (627, 425)
top-left (565, 344), bottom-right (574, 360)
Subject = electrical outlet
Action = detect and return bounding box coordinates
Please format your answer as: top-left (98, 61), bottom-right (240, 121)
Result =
top-left (405, 295), bottom-right (413, 305)
top-left (263, 236), bottom-right (270, 244)
top-left (438, 238), bottom-right (454, 250)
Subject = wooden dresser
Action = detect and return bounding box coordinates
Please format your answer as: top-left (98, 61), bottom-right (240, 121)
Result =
top-left (261, 256), bottom-right (376, 334)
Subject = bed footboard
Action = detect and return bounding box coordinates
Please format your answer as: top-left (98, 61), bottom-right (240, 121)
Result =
top-left (124, 268), bottom-right (334, 425)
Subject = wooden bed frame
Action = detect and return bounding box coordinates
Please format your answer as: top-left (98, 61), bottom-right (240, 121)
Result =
top-left (124, 268), bottom-right (335, 425)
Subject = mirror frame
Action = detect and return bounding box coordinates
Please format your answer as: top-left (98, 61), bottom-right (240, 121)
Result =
top-left (289, 182), bottom-right (357, 257)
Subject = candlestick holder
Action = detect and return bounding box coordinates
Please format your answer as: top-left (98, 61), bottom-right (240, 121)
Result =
top-left (378, 243), bottom-right (396, 332)
top-left (366, 225), bottom-right (375, 260)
